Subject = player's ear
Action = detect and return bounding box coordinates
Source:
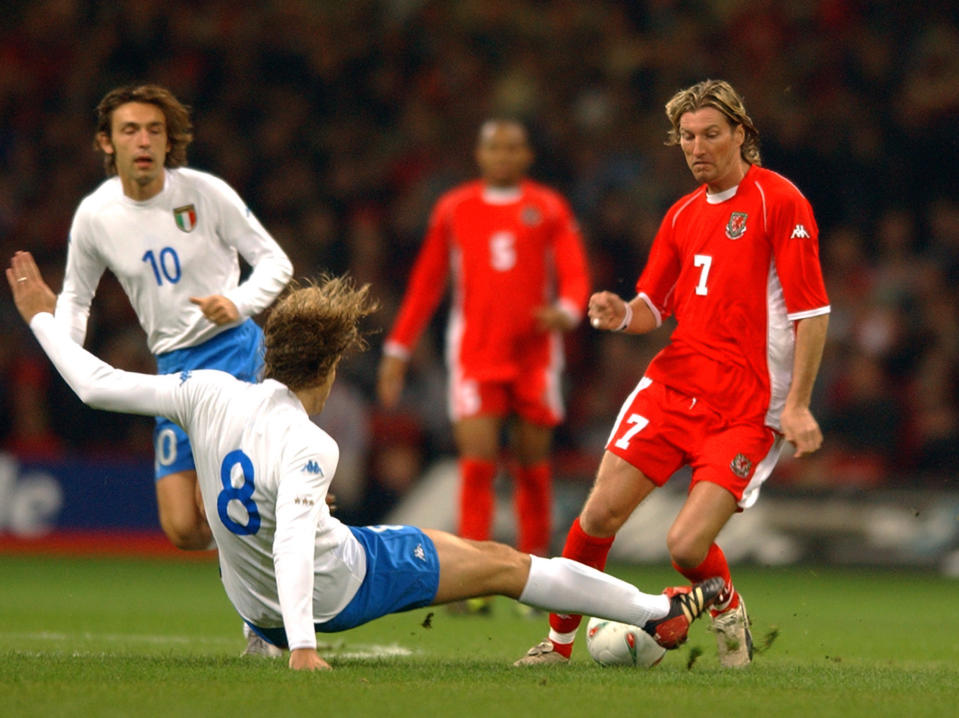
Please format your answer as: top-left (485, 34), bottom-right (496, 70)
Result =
top-left (97, 131), bottom-right (115, 155)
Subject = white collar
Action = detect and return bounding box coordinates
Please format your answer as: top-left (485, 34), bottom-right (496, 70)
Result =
top-left (705, 183), bottom-right (739, 204)
top-left (482, 185), bottom-right (522, 204)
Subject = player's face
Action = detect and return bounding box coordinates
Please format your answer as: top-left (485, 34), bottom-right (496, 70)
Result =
top-left (475, 123), bottom-right (533, 188)
top-left (678, 107), bottom-right (746, 192)
top-left (98, 102), bottom-right (170, 200)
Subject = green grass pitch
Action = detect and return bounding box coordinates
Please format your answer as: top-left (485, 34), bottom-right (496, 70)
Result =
top-left (1, 554), bottom-right (956, 718)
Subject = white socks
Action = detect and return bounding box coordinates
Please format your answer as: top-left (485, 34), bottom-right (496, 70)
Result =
top-left (518, 555), bottom-right (669, 628)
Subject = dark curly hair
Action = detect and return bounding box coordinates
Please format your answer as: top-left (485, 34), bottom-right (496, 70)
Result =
top-left (94, 84), bottom-right (194, 176)
top-left (263, 275), bottom-right (379, 391)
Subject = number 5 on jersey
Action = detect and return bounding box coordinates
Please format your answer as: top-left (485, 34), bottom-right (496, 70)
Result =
top-left (489, 231), bottom-right (516, 271)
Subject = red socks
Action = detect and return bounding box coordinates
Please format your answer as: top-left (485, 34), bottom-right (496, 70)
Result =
top-left (515, 462), bottom-right (552, 556)
top-left (560, 516), bottom-right (615, 571)
top-left (548, 518), bottom-right (615, 653)
top-left (671, 542), bottom-right (738, 613)
top-left (459, 459), bottom-right (553, 556)
top-left (458, 458), bottom-right (497, 541)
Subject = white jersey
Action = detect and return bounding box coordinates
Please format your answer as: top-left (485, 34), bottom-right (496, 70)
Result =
top-left (29, 313), bottom-right (363, 651)
top-left (56, 168), bottom-right (293, 354)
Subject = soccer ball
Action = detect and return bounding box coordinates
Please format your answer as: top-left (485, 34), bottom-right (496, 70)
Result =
top-left (585, 617), bottom-right (666, 668)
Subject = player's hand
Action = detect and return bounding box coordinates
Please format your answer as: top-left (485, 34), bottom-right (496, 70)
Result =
top-left (377, 355), bottom-right (407, 408)
top-left (289, 648), bottom-right (332, 671)
top-left (190, 294), bottom-right (240, 325)
top-left (534, 305), bottom-right (575, 332)
top-left (7, 251), bottom-right (57, 323)
top-left (587, 291), bottom-right (626, 331)
top-left (780, 404), bottom-right (823, 458)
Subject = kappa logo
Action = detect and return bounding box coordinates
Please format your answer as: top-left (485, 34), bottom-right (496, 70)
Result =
top-left (173, 204), bottom-right (197, 233)
top-left (413, 543), bottom-right (426, 561)
top-left (730, 453), bottom-right (753, 479)
top-left (178, 369), bottom-right (192, 385)
top-left (303, 460), bottom-right (323, 476)
top-left (790, 224), bottom-right (811, 239)
top-left (725, 211), bottom-right (748, 239)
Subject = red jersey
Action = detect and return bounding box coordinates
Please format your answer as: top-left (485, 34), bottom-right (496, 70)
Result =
top-left (385, 179), bottom-right (589, 381)
top-left (636, 164), bottom-right (830, 427)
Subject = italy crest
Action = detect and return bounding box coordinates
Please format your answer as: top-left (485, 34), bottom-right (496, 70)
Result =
top-left (725, 211), bottom-right (747, 239)
top-left (173, 204), bottom-right (197, 233)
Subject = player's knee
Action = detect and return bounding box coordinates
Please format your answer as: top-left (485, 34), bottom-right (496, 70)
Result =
top-left (579, 503), bottom-right (627, 537)
top-left (484, 538), bottom-right (525, 566)
top-left (160, 513), bottom-right (211, 551)
top-left (484, 539), bottom-right (529, 579)
top-left (460, 539), bottom-right (528, 597)
top-left (665, 530), bottom-right (707, 569)
top-left (165, 528), bottom-right (210, 551)
top-left (498, 543), bottom-right (532, 595)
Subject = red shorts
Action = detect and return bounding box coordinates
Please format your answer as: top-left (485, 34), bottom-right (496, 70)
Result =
top-left (449, 363), bottom-right (563, 427)
top-left (605, 378), bottom-right (783, 508)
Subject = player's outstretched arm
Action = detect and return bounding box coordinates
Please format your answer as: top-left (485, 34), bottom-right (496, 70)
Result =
top-left (8, 251), bottom-right (171, 419)
top-left (7, 250), bottom-right (57, 322)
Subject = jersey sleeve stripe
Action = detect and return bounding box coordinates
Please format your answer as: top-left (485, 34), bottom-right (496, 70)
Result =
top-left (754, 180), bottom-right (768, 233)
top-left (638, 292), bottom-right (663, 327)
top-left (786, 305), bottom-right (831, 321)
top-left (670, 193), bottom-right (700, 229)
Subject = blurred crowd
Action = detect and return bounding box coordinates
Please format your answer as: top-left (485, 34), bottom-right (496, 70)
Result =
top-left (1, 0), bottom-right (956, 522)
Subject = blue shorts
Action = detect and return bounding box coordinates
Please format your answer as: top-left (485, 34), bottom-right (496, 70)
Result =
top-left (248, 525), bottom-right (440, 648)
top-left (152, 320), bottom-right (264, 480)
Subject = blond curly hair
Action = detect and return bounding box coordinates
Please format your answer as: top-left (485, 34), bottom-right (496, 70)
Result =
top-left (263, 275), bottom-right (379, 391)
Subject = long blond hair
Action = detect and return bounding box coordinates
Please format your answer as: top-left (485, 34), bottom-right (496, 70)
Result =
top-left (664, 79), bottom-right (761, 166)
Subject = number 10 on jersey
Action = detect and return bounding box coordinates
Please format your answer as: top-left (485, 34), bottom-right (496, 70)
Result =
top-left (142, 247), bottom-right (182, 285)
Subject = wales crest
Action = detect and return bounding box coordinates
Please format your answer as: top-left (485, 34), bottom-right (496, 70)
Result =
top-left (725, 211), bottom-right (747, 240)
top-left (521, 205), bottom-right (542, 226)
top-left (730, 452), bottom-right (753, 479)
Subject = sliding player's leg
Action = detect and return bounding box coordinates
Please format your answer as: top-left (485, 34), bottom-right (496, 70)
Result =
top-left (515, 450), bottom-right (658, 663)
top-left (425, 529), bottom-right (722, 663)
